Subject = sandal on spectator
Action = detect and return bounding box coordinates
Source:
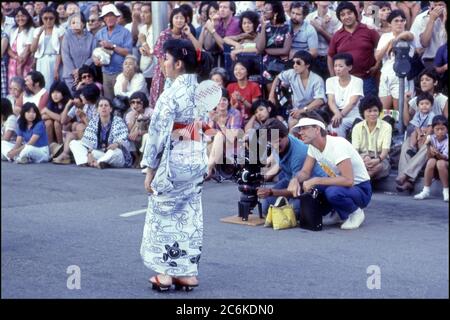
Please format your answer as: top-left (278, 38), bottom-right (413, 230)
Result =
top-left (52, 157), bottom-right (71, 165)
top-left (149, 274), bottom-right (172, 292)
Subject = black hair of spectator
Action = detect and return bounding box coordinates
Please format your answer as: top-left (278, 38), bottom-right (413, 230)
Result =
top-left (333, 52), bottom-right (353, 66)
top-left (293, 50), bottom-right (313, 68)
top-left (78, 65), bottom-right (95, 79)
top-left (169, 8), bottom-right (188, 29)
top-left (239, 10), bottom-right (260, 33)
top-left (218, 1), bottom-right (237, 16)
top-left (198, 1), bottom-right (210, 15)
top-left (377, 2), bottom-right (392, 11)
top-left (129, 91), bottom-right (149, 109)
top-left (27, 71), bottom-right (46, 89)
top-left (419, 67), bottom-right (440, 83)
top-left (39, 6), bottom-right (60, 26)
top-left (206, 2), bottom-right (219, 19)
top-left (387, 9), bottom-right (406, 23)
top-left (13, 7), bottom-right (34, 30)
top-left (141, 2), bottom-right (152, 11)
top-left (116, 3), bottom-right (132, 24)
top-left (73, 89), bottom-right (82, 99)
top-left (64, 1), bottom-right (79, 11)
top-left (431, 114), bottom-right (448, 128)
top-left (251, 99), bottom-right (276, 115)
top-left (96, 96), bottom-right (114, 108)
top-left (290, 1), bottom-right (310, 16)
top-left (336, 1), bottom-right (359, 22)
top-left (301, 110), bottom-right (328, 136)
top-left (81, 83), bottom-right (101, 104)
top-left (359, 95), bottom-right (383, 118)
top-left (233, 60), bottom-right (251, 75)
top-left (49, 81), bottom-right (72, 110)
top-left (1, 98), bottom-right (13, 120)
top-left (18, 102), bottom-right (42, 132)
top-left (209, 67), bottom-right (229, 85)
top-left (416, 92), bottom-right (434, 106)
top-left (261, 118), bottom-right (289, 139)
top-left (179, 4), bottom-right (194, 23)
top-left (265, 1), bottom-right (286, 25)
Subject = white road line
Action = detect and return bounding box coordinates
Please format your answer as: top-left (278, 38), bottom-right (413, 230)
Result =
top-left (120, 209), bottom-right (147, 217)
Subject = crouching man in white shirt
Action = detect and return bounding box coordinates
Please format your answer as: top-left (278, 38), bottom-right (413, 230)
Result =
top-left (288, 113), bottom-right (372, 229)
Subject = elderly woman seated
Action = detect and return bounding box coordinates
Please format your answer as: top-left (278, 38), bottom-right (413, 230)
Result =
top-left (352, 95), bottom-right (392, 180)
top-left (69, 97), bottom-right (132, 169)
top-left (114, 55), bottom-right (147, 98)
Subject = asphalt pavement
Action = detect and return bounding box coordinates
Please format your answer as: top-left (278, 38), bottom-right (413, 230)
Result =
top-left (1, 161), bottom-right (448, 299)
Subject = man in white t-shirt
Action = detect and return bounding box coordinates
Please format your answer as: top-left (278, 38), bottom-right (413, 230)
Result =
top-left (326, 52), bottom-right (364, 137)
top-left (288, 114), bottom-right (372, 230)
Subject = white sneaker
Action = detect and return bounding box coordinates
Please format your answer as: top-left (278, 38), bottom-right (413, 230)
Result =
top-left (414, 190), bottom-right (430, 200)
top-left (443, 191), bottom-right (449, 202)
top-left (340, 208), bottom-right (365, 230)
top-left (323, 211), bottom-right (343, 226)
top-left (141, 167), bottom-right (148, 174)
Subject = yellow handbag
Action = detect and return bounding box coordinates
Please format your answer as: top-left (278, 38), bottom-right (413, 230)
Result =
top-left (264, 197), bottom-right (297, 230)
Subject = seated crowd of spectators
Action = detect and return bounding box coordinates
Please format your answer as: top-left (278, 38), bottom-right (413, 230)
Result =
top-left (1, 1), bottom-right (448, 203)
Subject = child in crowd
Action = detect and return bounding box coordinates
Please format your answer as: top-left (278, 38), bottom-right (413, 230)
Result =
top-left (407, 92), bottom-right (435, 157)
top-left (414, 115), bottom-right (448, 202)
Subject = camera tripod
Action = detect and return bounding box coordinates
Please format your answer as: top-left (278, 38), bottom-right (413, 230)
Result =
top-left (238, 192), bottom-right (263, 221)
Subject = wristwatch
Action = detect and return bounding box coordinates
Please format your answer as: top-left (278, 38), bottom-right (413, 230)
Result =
top-left (113, 44), bottom-right (117, 50)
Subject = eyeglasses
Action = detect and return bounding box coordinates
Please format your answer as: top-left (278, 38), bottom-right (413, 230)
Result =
top-left (81, 74), bottom-right (93, 79)
top-left (130, 100), bottom-right (143, 105)
top-left (293, 60), bottom-right (303, 66)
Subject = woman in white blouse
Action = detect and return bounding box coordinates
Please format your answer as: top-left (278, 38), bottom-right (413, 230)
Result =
top-left (113, 55), bottom-right (147, 98)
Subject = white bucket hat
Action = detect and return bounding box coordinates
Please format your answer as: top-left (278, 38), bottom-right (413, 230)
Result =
top-left (100, 4), bottom-right (121, 18)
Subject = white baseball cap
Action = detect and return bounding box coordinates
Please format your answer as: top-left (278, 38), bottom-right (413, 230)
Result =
top-left (293, 117), bottom-right (326, 130)
top-left (100, 4), bottom-right (121, 18)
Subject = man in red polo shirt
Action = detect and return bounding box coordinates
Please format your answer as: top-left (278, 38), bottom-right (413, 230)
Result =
top-left (327, 1), bottom-right (380, 97)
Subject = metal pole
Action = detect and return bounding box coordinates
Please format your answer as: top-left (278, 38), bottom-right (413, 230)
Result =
top-left (152, 2), bottom-right (169, 47)
top-left (397, 76), bottom-right (405, 134)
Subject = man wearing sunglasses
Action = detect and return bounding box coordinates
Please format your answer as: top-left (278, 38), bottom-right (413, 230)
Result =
top-left (268, 50), bottom-right (326, 130)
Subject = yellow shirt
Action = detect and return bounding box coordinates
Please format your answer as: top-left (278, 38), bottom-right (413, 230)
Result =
top-left (352, 119), bottom-right (392, 155)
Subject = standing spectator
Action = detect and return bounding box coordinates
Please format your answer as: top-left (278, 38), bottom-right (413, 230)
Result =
top-left (305, 1), bottom-right (342, 80)
top-left (62, 13), bottom-right (97, 95)
top-left (328, 1), bottom-right (380, 97)
top-left (414, 115), bottom-right (448, 202)
top-left (226, 61), bottom-right (262, 122)
top-left (7, 7), bottom-right (35, 80)
top-left (23, 70), bottom-right (48, 110)
top-left (352, 95), bottom-right (392, 180)
top-left (434, 41), bottom-right (448, 95)
top-left (269, 50), bottom-right (326, 130)
top-left (7, 76), bottom-right (25, 115)
top-left (30, 7), bottom-right (64, 92)
top-left (256, 1), bottom-right (292, 86)
top-left (1, 17), bottom-right (8, 98)
top-left (55, 3), bottom-right (68, 27)
top-left (410, 1), bottom-right (447, 69)
top-left (375, 1), bottom-right (392, 35)
top-left (74, 65), bottom-right (103, 94)
top-left (23, 2), bottom-right (35, 22)
top-left (223, 10), bottom-right (259, 61)
top-left (127, 2), bottom-right (143, 46)
top-left (375, 9), bottom-right (415, 111)
top-left (69, 97), bottom-right (132, 168)
top-left (149, 8), bottom-right (201, 108)
top-left (87, 13), bottom-right (103, 36)
top-left (288, 2), bottom-right (319, 59)
top-left (195, 1), bottom-right (210, 38)
top-left (326, 53), bottom-right (364, 138)
top-left (114, 55), bottom-right (147, 98)
top-left (3, 102), bottom-right (50, 164)
top-left (137, 3), bottom-right (156, 91)
top-left (179, 3), bottom-right (198, 38)
top-left (94, 4), bottom-right (133, 101)
top-left (396, 1), bottom-right (421, 31)
top-left (33, 2), bottom-right (47, 27)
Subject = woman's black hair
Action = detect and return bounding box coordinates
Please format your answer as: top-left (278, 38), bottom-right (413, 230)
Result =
top-left (27, 71), bottom-right (46, 89)
top-left (13, 6), bottom-right (34, 31)
top-left (198, 1), bottom-right (210, 15)
top-left (239, 10), bottom-right (259, 33)
top-left (333, 52), bottom-right (353, 66)
top-left (359, 95), bottom-right (383, 118)
top-left (419, 67), bottom-right (440, 83)
top-left (179, 3), bottom-right (194, 22)
top-left (431, 114), bottom-right (448, 129)
top-left (265, 1), bottom-right (286, 25)
top-left (206, 2), bottom-right (219, 19)
top-left (387, 9), bottom-right (406, 23)
top-left (129, 91), bottom-right (149, 109)
top-left (336, 1), bottom-right (359, 22)
top-left (416, 92), bottom-right (434, 106)
top-left (49, 81), bottom-right (72, 109)
top-left (81, 83), bottom-right (101, 103)
top-left (96, 96), bottom-right (113, 108)
top-left (18, 102), bottom-right (42, 132)
top-left (377, 1), bottom-right (392, 10)
top-left (251, 99), bottom-right (277, 118)
top-left (220, 87), bottom-right (229, 100)
top-left (39, 6), bottom-right (60, 26)
top-left (293, 50), bottom-right (313, 68)
top-left (233, 60), bottom-right (250, 76)
top-left (163, 39), bottom-right (213, 80)
top-left (78, 64), bottom-right (95, 79)
top-left (72, 89), bottom-right (82, 100)
top-left (169, 8), bottom-right (188, 29)
top-left (1, 98), bottom-right (14, 120)
top-left (116, 3), bottom-right (132, 24)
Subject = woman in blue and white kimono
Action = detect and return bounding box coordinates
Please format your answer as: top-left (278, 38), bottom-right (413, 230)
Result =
top-left (140, 39), bottom-right (209, 291)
